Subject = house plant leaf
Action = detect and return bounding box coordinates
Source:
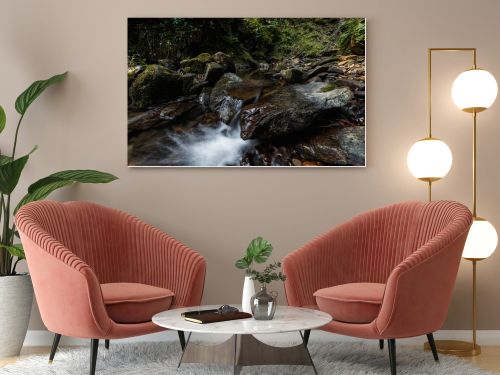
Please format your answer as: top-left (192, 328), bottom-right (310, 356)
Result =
top-left (0, 147), bottom-right (37, 194)
top-left (0, 244), bottom-right (25, 260)
top-left (15, 72), bottom-right (67, 115)
top-left (0, 105), bottom-right (5, 134)
top-left (14, 170), bottom-right (118, 214)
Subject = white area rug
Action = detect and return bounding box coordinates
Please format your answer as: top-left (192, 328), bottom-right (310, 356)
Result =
top-left (0, 341), bottom-right (494, 374)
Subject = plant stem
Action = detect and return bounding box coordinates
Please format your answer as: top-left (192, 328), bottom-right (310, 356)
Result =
top-left (2, 113), bottom-right (24, 276)
top-left (11, 258), bottom-right (21, 275)
top-left (11, 114), bottom-right (24, 159)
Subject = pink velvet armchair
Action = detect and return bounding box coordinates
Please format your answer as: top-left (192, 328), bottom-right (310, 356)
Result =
top-left (16, 200), bottom-right (206, 375)
top-left (283, 200), bottom-right (472, 375)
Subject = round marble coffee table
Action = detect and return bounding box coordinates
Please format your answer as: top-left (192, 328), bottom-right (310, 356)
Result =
top-left (153, 305), bottom-right (331, 374)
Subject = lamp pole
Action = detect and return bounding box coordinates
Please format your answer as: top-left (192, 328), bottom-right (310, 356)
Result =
top-left (423, 47), bottom-right (484, 357)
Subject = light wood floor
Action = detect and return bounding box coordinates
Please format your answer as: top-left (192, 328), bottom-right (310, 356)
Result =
top-left (2, 345), bottom-right (500, 372)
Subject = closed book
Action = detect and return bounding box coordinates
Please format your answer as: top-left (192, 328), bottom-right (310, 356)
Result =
top-left (183, 311), bottom-right (252, 324)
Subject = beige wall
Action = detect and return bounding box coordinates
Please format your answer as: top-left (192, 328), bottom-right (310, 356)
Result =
top-left (1, 0), bottom-right (500, 331)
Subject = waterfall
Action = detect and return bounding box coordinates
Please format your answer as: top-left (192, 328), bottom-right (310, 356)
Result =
top-left (161, 104), bottom-right (254, 166)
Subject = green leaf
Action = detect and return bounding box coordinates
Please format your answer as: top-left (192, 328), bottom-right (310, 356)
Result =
top-left (0, 244), bottom-right (25, 259)
top-left (0, 105), bottom-right (5, 134)
top-left (246, 237), bottom-right (273, 264)
top-left (28, 170), bottom-right (117, 193)
top-left (15, 72), bottom-right (67, 115)
top-left (0, 155), bottom-right (13, 165)
top-left (235, 258), bottom-right (250, 269)
top-left (0, 152), bottom-right (33, 194)
top-left (14, 169), bottom-right (117, 214)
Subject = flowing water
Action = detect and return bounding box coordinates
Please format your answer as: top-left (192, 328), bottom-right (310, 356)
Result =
top-left (159, 90), bottom-right (261, 166)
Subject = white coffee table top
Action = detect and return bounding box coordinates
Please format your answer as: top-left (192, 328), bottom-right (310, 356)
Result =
top-left (153, 305), bottom-right (332, 335)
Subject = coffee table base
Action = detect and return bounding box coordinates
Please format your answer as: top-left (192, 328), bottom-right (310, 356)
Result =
top-left (178, 331), bottom-right (317, 374)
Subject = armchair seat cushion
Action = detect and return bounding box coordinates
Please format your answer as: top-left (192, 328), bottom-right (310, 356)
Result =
top-left (101, 283), bottom-right (174, 324)
top-left (314, 283), bottom-right (385, 324)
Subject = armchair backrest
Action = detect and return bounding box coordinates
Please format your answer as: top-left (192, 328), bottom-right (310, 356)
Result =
top-left (344, 201), bottom-right (470, 283)
top-left (16, 200), bottom-right (132, 283)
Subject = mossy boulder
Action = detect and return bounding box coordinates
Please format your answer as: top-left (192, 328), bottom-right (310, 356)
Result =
top-left (203, 62), bottom-right (225, 85)
top-left (281, 68), bottom-right (305, 83)
top-left (128, 65), bottom-right (143, 86)
top-left (180, 53), bottom-right (213, 74)
top-left (179, 73), bottom-right (196, 95)
top-left (129, 65), bottom-right (182, 108)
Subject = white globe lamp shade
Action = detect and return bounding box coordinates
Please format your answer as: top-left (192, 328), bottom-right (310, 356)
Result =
top-left (407, 138), bottom-right (453, 181)
top-left (452, 69), bottom-right (498, 112)
top-left (462, 218), bottom-right (498, 259)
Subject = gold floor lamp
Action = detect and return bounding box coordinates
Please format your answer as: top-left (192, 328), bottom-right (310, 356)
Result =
top-left (407, 48), bottom-right (498, 356)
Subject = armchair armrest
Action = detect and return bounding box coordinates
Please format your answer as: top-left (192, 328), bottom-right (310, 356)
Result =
top-left (376, 227), bottom-right (470, 338)
top-left (125, 218), bottom-right (206, 307)
top-left (283, 219), bottom-right (360, 307)
top-left (17, 230), bottom-right (111, 339)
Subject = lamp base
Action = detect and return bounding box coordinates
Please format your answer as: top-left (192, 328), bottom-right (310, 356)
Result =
top-left (424, 340), bottom-right (481, 357)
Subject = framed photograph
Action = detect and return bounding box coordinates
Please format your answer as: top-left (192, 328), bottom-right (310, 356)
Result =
top-left (128, 18), bottom-right (365, 167)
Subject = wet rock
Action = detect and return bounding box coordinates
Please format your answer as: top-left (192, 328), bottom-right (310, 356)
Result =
top-left (209, 73), bottom-right (269, 124)
top-left (295, 126), bottom-right (365, 166)
top-left (128, 108), bottom-right (164, 134)
top-left (128, 99), bottom-right (202, 134)
top-left (281, 68), bottom-right (305, 83)
top-left (180, 73), bottom-right (196, 95)
top-left (240, 83), bottom-right (353, 140)
top-left (199, 87), bottom-right (212, 109)
top-left (328, 66), bottom-right (344, 74)
top-left (213, 52), bottom-right (236, 73)
top-left (159, 100), bottom-right (202, 123)
top-left (307, 76), bottom-right (323, 83)
top-left (203, 62), bottom-right (225, 85)
top-left (209, 73), bottom-right (244, 123)
top-left (311, 56), bottom-right (339, 68)
top-left (180, 53), bottom-right (213, 74)
top-left (334, 78), bottom-right (365, 90)
top-left (190, 80), bottom-right (210, 95)
top-left (158, 58), bottom-right (177, 70)
top-left (129, 65), bottom-right (182, 108)
top-left (306, 65), bottom-right (329, 80)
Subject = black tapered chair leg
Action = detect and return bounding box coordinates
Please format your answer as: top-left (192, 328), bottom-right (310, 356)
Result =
top-left (303, 329), bottom-right (311, 347)
top-left (90, 339), bottom-right (99, 375)
top-left (426, 333), bottom-right (439, 362)
top-left (388, 339), bottom-right (396, 375)
top-left (105, 339), bottom-right (110, 350)
top-left (379, 339), bottom-right (384, 350)
top-left (177, 330), bottom-right (186, 350)
top-left (48, 333), bottom-right (62, 363)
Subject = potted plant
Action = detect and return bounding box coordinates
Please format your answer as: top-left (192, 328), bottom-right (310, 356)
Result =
top-left (0, 72), bottom-right (117, 358)
top-left (235, 237), bottom-right (286, 318)
top-left (235, 237), bottom-right (273, 312)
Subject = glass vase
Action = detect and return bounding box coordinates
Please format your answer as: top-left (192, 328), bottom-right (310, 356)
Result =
top-left (250, 285), bottom-right (278, 320)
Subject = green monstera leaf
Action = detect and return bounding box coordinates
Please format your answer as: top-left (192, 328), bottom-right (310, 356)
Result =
top-left (235, 237), bottom-right (274, 270)
top-left (246, 236), bottom-right (273, 263)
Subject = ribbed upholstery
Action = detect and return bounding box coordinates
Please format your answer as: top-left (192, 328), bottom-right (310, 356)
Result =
top-left (283, 200), bottom-right (472, 339)
top-left (15, 200), bottom-right (206, 339)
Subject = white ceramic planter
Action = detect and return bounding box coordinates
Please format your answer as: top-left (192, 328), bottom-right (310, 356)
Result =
top-left (0, 274), bottom-right (33, 358)
top-left (241, 275), bottom-right (255, 313)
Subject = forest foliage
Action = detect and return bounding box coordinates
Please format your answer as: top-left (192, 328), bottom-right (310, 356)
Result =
top-left (128, 18), bottom-right (365, 67)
